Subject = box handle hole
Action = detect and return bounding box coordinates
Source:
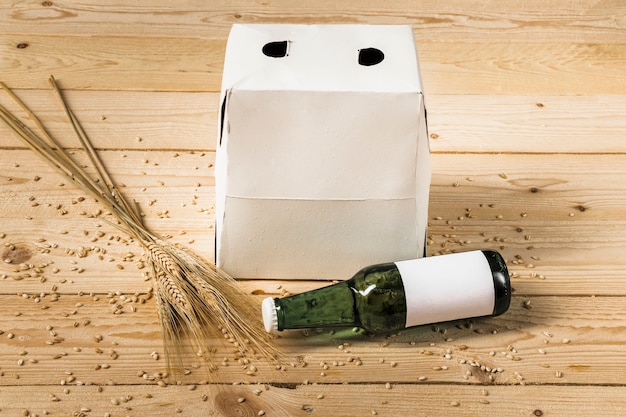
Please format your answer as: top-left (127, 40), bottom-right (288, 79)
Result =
top-left (358, 48), bottom-right (384, 66)
top-left (262, 41), bottom-right (289, 58)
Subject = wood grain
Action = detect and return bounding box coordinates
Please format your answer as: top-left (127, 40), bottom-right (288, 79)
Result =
top-left (2, 90), bottom-right (626, 153)
top-left (2, 0), bottom-right (625, 43)
top-left (427, 95), bottom-right (626, 154)
top-left (2, 384), bottom-right (626, 417)
top-left (0, 293), bottom-right (624, 386)
top-left (1, 37), bottom-right (625, 94)
top-left (0, 90), bottom-right (217, 151)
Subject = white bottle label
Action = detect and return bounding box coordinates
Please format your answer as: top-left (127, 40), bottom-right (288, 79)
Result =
top-left (395, 250), bottom-right (495, 328)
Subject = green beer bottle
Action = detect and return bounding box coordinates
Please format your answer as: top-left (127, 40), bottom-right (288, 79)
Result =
top-left (262, 250), bottom-right (510, 333)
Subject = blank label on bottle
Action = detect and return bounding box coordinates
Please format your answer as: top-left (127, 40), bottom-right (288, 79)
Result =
top-left (395, 250), bottom-right (495, 328)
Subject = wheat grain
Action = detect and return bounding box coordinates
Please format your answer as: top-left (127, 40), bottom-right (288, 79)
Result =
top-left (0, 77), bottom-right (282, 376)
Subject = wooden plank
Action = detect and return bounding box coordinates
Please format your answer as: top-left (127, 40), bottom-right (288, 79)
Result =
top-left (2, 150), bottom-right (626, 294)
top-left (2, 150), bottom-right (624, 224)
top-left (0, 293), bottom-right (625, 386)
top-left (2, 216), bottom-right (626, 296)
top-left (429, 153), bottom-right (626, 219)
top-left (2, 90), bottom-right (626, 153)
top-left (0, 90), bottom-right (218, 152)
top-left (2, 0), bottom-right (625, 43)
top-left (1, 384), bottom-right (626, 417)
top-left (1, 37), bottom-right (625, 94)
top-left (427, 94), bottom-right (626, 154)
top-left (421, 42), bottom-right (626, 96)
top-left (0, 35), bottom-right (224, 92)
top-left (2, 215), bottom-right (624, 296)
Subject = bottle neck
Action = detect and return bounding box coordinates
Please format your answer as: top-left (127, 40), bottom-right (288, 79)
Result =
top-left (274, 280), bottom-right (358, 330)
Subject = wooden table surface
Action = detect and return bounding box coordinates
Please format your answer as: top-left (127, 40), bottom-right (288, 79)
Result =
top-left (1, 1), bottom-right (626, 416)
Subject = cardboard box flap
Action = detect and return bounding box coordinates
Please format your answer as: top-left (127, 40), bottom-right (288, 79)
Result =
top-left (222, 24), bottom-right (423, 93)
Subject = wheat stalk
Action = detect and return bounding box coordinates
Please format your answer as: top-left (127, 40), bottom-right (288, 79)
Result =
top-left (0, 77), bottom-right (281, 374)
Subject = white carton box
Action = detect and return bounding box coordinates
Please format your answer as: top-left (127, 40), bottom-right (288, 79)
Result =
top-left (216, 24), bottom-right (431, 279)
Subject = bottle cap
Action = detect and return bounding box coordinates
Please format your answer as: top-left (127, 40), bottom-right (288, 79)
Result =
top-left (262, 297), bottom-right (279, 333)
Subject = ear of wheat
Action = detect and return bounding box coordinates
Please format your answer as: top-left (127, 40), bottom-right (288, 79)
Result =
top-left (0, 77), bottom-right (280, 373)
